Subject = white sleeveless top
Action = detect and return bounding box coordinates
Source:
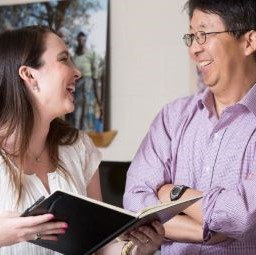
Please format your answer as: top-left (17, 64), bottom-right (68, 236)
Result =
top-left (0, 132), bottom-right (102, 255)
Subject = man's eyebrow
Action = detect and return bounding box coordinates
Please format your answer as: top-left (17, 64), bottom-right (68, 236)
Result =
top-left (189, 23), bottom-right (207, 31)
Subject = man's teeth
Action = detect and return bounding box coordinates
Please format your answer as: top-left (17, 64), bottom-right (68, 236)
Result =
top-left (198, 61), bottom-right (211, 67)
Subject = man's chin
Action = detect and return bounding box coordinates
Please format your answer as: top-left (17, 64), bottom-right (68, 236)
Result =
top-left (206, 83), bottom-right (215, 87)
top-left (203, 78), bottom-right (216, 88)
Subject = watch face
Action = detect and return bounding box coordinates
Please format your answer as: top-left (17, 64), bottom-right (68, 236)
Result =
top-left (170, 185), bottom-right (188, 201)
top-left (172, 186), bottom-right (182, 196)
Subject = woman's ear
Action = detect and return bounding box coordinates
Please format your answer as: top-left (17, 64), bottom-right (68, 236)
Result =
top-left (18, 65), bottom-right (40, 92)
top-left (244, 30), bottom-right (256, 57)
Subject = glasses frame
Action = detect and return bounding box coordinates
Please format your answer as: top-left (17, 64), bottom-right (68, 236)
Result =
top-left (182, 29), bottom-right (253, 47)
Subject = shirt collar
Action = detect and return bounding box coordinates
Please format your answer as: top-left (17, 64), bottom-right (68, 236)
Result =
top-left (238, 83), bottom-right (256, 117)
top-left (197, 84), bottom-right (256, 117)
top-left (197, 88), bottom-right (215, 112)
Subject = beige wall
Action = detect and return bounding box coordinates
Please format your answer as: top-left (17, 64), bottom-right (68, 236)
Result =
top-left (0, 0), bottom-right (196, 161)
top-left (101, 0), bottom-right (193, 161)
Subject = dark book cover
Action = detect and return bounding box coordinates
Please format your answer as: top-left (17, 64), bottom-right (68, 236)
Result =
top-left (22, 190), bottom-right (201, 255)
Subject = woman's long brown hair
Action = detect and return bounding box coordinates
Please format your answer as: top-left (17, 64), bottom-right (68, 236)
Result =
top-left (0, 26), bottom-right (78, 204)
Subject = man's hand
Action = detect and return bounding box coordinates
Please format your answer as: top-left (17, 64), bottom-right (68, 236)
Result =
top-left (124, 221), bottom-right (165, 255)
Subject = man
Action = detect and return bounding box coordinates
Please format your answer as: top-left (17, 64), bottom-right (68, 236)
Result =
top-left (124, 0), bottom-right (256, 254)
top-left (71, 32), bottom-right (101, 131)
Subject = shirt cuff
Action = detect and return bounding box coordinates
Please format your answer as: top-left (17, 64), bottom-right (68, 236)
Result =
top-left (202, 186), bottom-right (225, 242)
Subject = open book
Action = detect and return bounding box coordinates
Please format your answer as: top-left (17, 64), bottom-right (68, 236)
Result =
top-left (21, 190), bottom-right (201, 255)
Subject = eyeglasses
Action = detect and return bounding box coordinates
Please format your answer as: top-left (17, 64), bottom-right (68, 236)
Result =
top-left (182, 29), bottom-right (253, 47)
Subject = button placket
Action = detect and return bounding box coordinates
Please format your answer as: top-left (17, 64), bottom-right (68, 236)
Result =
top-left (199, 129), bottom-right (226, 189)
top-left (48, 173), bottom-right (57, 193)
top-left (205, 166), bottom-right (211, 173)
top-left (213, 132), bottom-right (219, 140)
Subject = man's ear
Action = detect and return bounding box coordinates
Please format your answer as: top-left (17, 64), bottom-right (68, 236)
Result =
top-left (244, 30), bottom-right (256, 56)
top-left (18, 65), bottom-right (36, 87)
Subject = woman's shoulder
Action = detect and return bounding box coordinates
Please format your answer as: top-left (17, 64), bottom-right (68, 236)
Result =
top-left (0, 152), bottom-right (8, 175)
top-left (0, 152), bottom-right (4, 165)
top-left (59, 131), bottom-right (102, 163)
top-left (66, 131), bottom-right (96, 151)
top-left (0, 154), bottom-right (11, 193)
top-left (58, 131), bottom-right (102, 186)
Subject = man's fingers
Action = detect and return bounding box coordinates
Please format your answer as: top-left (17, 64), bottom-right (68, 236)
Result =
top-left (131, 230), bottom-right (150, 244)
top-left (152, 221), bottom-right (165, 236)
top-left (125, 235), bottom-right (141, 247)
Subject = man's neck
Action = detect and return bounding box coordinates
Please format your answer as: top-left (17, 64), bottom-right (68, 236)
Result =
top-left (214, 81), bottom-right (256, 117)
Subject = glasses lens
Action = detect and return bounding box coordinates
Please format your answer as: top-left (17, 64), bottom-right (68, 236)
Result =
top-left (196, 31), bottom-right (206, 45)
top-left (183, 34), bottom-right (192, 47)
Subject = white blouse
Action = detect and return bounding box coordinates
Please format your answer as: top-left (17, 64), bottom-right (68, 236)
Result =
top-left (0, 132), bottom-right (102, 255)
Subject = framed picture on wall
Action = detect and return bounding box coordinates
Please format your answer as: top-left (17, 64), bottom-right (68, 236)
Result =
top-left (0, 0), bottom-right (111, 142)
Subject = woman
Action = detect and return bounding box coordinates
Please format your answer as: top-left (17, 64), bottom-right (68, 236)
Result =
top-left (0, 26), bottom-right (164, 254)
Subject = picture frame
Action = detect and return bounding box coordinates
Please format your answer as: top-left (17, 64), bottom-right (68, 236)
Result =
top-left (0, 0), bottom-right (112, 145)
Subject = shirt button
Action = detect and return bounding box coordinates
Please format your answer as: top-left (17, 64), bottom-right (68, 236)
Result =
top-left (214, 133), bottom-right (219, 139)
top-left (205, 166), bottom-right (211, 173)
top-left (49, 174), bottom-right (56, 180)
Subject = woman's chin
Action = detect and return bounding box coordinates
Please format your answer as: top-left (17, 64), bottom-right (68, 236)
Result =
top-left (65, 106), bottom-right (75, 115)
top-left (59, 104), bottom-right (75, 117)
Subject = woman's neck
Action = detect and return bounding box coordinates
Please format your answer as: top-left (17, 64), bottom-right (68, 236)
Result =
top-left (28, 118), bottom-right (50, 159)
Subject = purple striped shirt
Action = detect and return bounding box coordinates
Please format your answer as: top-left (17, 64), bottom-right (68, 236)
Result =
top-left (124, 85), bottom-right (256, 255)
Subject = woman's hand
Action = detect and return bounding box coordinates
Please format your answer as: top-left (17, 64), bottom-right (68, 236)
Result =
top-left (125, 221), bottom-right (165, 255)
top-left (0, 211), bottom-right (68, 247)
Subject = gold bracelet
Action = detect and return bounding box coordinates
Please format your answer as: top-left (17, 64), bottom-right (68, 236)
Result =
top-left (121, 241), bottom-right (135, 255)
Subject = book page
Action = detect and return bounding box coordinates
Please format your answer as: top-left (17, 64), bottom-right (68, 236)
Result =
top-left (137, 196), bottom-right (202, 221)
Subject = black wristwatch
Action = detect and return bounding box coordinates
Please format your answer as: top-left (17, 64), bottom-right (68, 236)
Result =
top-left (170, 185), bottom-right (189, 201)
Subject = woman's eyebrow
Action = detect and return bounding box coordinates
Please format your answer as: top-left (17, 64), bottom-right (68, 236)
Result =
top-left (57, 50), bottom-right (69, 57)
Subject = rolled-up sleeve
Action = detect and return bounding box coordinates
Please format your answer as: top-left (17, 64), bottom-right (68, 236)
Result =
top-left (123, 106), bottom-right (173, 212)
top-left (202, 177), bottom-right (256, 241)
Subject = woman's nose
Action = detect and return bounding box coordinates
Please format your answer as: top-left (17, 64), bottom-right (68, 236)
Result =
top-left (74, 66), bottom-right (82, 81)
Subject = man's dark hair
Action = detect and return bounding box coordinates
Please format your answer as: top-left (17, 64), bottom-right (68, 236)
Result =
top-left (185, 0), bottom-right (256, 38)
top-left (77, 31), bottom-right (86, 39)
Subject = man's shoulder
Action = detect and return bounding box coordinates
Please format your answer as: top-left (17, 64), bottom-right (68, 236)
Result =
top-left (148, 93), bottom-right (202, 138)
top-left (163, 93), bottom-right (200, 116)
top-left (151, 93), bottom-right (202, 132)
